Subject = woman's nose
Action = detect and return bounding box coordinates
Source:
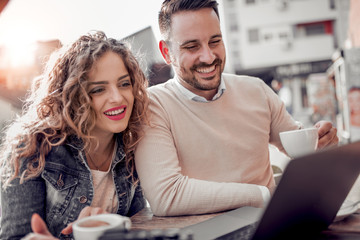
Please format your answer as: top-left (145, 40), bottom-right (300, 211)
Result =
top-left (109, 87), bottom-right (124, 102)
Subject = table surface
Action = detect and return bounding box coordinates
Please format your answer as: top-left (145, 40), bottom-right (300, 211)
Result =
top-left (130, 207), bottom-right (360, 238)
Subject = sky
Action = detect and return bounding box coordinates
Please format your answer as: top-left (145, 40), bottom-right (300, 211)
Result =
top-left (0, 0), bottom-right (165, 47)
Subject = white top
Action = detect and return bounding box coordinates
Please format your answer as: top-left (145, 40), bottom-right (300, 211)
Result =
top-left (90, 143), bottom-right (118, 213)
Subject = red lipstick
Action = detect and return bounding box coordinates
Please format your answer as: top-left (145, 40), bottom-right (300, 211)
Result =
top-left (104, 106), bottom-right (127, 121)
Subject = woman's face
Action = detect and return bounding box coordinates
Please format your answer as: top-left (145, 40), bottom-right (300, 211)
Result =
top-left (87, 51), bottom-right (134, 140)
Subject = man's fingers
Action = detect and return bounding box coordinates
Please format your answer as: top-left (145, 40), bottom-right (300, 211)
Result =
top-left (315, 121), bottom-right (332, 138)
top-left (318, 127), bottom-right (338, 149)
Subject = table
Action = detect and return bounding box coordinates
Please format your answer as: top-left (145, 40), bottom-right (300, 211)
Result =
top-left (131, 207), bottom-right (360, 239)
top-left (131, 207), bottom-right (223, 230)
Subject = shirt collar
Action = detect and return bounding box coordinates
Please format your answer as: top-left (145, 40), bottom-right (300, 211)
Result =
top-left (174, 75), bottom-right (226, 102)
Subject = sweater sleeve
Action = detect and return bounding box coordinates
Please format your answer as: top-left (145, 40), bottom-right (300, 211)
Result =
top-left (135, 93), bottom-right (265, 216)
top-left (260, 81), bottom-right (301, 153)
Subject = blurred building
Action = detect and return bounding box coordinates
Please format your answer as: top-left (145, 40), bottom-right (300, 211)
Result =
top-left (220, 0), bottom-right (349, 127)
top-left (123, 26), bottom-right (171, 86)
top-left (0, 39), bottom-right (62, 138)
top-left (35, 39), bottom-right (62, 72)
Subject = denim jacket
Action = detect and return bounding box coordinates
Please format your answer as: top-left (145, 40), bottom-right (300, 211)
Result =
top-left (0, 134), bottom-right (145, 239)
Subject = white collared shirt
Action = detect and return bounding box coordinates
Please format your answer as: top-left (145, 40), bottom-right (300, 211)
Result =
top-left (174, 75), bottom-right (226, 102)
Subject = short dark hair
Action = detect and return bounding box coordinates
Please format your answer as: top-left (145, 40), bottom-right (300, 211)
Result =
top-left (158, 0), bottom-right (219, 40)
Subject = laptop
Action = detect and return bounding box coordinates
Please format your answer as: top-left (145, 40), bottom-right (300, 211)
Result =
top-left (100, 141), bottom-right (360, 240)
top-left (183, 141), bottom-right (360, 240)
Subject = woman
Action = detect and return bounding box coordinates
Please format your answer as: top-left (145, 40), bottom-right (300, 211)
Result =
top-left (0, 31), bottom-right (149, 239)
top-left (348, 86), bottom-right (360, 142)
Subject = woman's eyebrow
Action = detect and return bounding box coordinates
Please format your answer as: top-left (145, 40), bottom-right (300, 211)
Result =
top-left (89, 74), bottom-right (130, 85)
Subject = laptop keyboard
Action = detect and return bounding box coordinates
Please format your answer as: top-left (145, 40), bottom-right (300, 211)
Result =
top-left (99, 223), bottom-right (258, 240)
top-left (98, 228), bottom-right (193, 239)
top-left (215, 222), bottom-right (258, 240)
top-left (99, 220), bottom-right (260, 239)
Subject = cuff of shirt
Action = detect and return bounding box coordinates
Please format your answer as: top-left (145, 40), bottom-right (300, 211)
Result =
top-left (258, 185), bottom-right (271, 204)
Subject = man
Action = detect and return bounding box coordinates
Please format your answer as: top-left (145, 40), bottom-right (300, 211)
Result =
top-left (134, 0), bottom-right (338, 216)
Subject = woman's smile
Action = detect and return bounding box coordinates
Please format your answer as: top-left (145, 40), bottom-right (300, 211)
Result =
top-left (104, 106), bottom-right (127, 121)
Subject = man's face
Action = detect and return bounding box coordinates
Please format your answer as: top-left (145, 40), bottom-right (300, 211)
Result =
top-left (166, 8), bottom-right (226, 100)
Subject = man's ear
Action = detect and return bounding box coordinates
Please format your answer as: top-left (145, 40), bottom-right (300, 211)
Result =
top-left (159, 40), bottom-right (171, 64)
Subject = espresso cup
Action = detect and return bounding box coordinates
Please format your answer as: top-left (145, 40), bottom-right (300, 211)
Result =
top-left (72, 214), bottom-right (131, 240)
top-left (279, 128), bottom-right (318, 158)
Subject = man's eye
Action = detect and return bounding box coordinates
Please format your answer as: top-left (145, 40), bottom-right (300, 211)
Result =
top-left (184, 45), bottom-right (198, 50)
top-left (210, 39), bottom-right (221, 45)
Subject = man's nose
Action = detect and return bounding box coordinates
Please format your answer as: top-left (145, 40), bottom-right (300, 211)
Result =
top-left (199, 45), bottom-right (216, 64)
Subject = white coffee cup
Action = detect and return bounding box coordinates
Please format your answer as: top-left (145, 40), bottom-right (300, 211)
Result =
top-left (72, 214), bottom-right (131, 240)
top-left (279, 128), bottom-right (318, 158)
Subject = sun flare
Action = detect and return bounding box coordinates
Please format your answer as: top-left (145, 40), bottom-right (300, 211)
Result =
top-left (2, 28), bottom-right (38, 68)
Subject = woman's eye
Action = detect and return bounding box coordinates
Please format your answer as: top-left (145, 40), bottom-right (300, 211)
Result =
top-left (119, 80), bottom-right (132, 88)
top-left (89, 87), bottom-right (104, 95)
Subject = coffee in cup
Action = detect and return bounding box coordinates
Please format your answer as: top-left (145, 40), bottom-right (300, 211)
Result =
top-left (279, 128), bottom-right (318, 158)
top-left (77, 219), bottom-right (110, 228)
top-left (72, 214), bottom-right (131, 240)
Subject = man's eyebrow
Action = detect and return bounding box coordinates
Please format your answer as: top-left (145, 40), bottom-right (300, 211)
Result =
top-left (211, 34), bottom-right (222, 39)
top-left (180, 34), bottom-right (223, 47)
top-left (180, 40), bottom-right (198, 47)
top-left (89, 74), bottom-right (130, 85)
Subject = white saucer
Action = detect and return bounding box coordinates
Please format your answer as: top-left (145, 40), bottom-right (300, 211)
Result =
top-left (334, 200), bottom-right (359, 222)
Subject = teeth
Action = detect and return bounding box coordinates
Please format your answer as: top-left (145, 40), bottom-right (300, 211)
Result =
top-left (196, 65), bottom-right (215, 73)
top-left (105, 108), bottom-right (124, 116)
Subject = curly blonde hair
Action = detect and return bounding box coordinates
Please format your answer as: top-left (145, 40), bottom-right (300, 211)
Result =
top-left (0, 31), bottom-right (149, 186)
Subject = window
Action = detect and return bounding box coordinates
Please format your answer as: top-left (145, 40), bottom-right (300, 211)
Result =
top-left (329, 0), bottom-right (336, 10)
top-left (305, 24), bottom-right (326, 36)
top-left (230, 23), bottom-right (239, 31)
top-left (248, 29), bottom-right (259, 43)
top-left (245, 0), bottom-right (256, 4)
top-left (264, 33), bottom-right (273, 41)
top-left (226, 0), bottom-right (236, 7)
top-left (296, 21), bottom-right (333, 37)
top-left (279, 32), bottom-right (288, 39)
top-left (229, 14), bottom-right (238, 31)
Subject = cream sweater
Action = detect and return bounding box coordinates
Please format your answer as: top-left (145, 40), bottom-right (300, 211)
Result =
top-left (135, 73), bottom-right (299, 216)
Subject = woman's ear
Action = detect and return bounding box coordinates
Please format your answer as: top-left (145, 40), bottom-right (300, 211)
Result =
top-left (159, 40), bottom-right (171, 64)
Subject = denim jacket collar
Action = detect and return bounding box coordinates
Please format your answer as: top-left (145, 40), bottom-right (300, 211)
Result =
top-left (65, 133), bottom-right (126, 169)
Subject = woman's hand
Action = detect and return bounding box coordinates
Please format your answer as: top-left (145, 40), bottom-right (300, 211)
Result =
top-left (21, 213), bottom-right (58, 240)
top-left (22, 207), bottom-right (109, 239)
top-left (61, 206), bottom-right (109, 235)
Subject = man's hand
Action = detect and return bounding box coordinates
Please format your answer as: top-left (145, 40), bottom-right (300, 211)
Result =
top-left (21, 213), bottom-right (58, 240)
top-left (314, 120), bottom-right (339, 149)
